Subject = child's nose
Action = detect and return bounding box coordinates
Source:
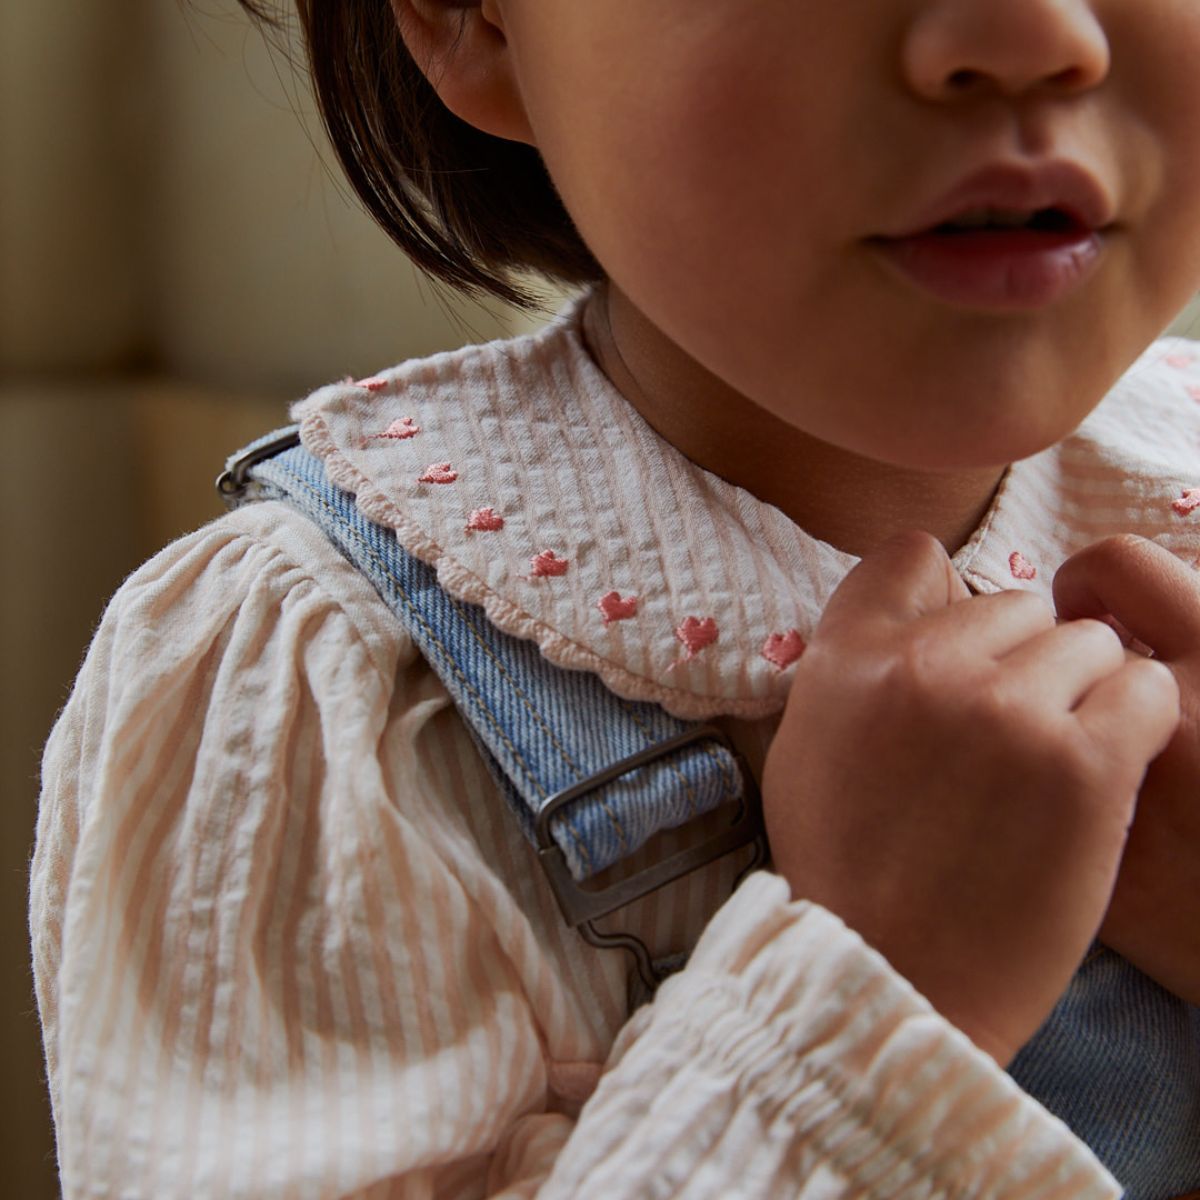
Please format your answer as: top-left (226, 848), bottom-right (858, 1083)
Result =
top-left (900, 0), bottom-right (1110, 103)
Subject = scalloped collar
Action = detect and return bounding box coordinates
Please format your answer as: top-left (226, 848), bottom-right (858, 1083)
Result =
top-left (291, 292), bottom-right (1200, 721)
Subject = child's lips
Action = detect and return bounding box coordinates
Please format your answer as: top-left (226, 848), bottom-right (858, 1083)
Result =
top-left (867, 225), bottom-right (1108, 310)
top-left (880, 159), bottom-right (1116, 241)
top-left (864, 159), bottom-right (1117, 309)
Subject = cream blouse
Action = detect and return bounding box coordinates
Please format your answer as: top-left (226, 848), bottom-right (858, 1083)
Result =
top-left (31, 294), bottom-right (1200, 1198)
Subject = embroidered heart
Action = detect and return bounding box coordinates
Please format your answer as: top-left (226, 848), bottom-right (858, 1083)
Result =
top-left (1172, 488), bottom-right (1200, 516)
top-left (1009, 551), bottom-right (1038, 581)
top-left (761, 629), bottom-right (806, 670)
top-left (1188, 385), bottom-right (1200, 402)
top-left (354, 375), bottom-right (391, 392)
top-left (418, 462), bottom-right (458, 484)
top-left (675, 616), bottom-right (719, 660)
top-left (374, 416), bottom-right (420, 440)
top-left (466, 507), bottom-right (504, 532)
top-left (1165, 353), bottom-right (1196, 370)
top-left (528, 550), bottom-right (569, 578)
top-left (597, 591), bottom-right (639, 624)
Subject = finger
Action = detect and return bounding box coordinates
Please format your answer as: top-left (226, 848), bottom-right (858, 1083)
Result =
top-left (819, 530), bottom-right (971, 636)
top-left (1074, 656), bottom-right (1181, 767)
top-left (922, 587), bottom-right (1057, 659)
top-left (1054, 536), bottom-right (1200, 662)
top-left (996, 617), bottom-right (1126, 711)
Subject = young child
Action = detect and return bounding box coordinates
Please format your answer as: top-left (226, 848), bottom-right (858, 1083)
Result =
top-left (30, 0), bottom-right (1200, 1196)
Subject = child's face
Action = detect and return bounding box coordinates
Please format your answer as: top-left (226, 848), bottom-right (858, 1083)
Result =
top-left (501, 0), bottom-right (1200, 469)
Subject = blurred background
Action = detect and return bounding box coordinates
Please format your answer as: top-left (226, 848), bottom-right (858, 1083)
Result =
top-left (1, 3), bottom-right (550, 1194)
top-left (5, 4), bottom-right (1200, 1197)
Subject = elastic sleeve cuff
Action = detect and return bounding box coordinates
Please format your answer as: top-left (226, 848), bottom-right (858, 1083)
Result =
top-left (596, 872), bottom-right (1120, 1199)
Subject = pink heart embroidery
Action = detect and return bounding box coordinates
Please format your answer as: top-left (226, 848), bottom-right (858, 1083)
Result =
top-left (1187, 385), bottom-right (1200, 402)
top-left (761, 629), bottom-right (806, 670)
top-left (597, 591), bottom-right (639, 624)
top-left (418, 462), bottom-right (458, 484)
top-left (1165, 354), bottom-right (1196, 370)
top-left (465, 507), bottom-right (504, 532)
top-left (675, 616), bottom-right (719, 660)
top-left (528, 550), bottom-right (569, 578)
top-left (376, 417), bottom-right (420, 440)
top-left (1172, 488), bottom-right (1200, 516)
top-left (354, 375), bottom-right (391, 392)
top-left (1009, 551), bottom-right (1038, 581)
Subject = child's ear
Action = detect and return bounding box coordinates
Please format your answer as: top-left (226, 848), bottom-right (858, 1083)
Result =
top-left (392, 0), bottom-right (536, 145)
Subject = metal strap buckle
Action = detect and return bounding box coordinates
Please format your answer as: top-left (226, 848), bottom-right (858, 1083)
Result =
top-left (215, 427), bottom-right (302, 503)
top-left (535, 725), bottom-right (767, 991)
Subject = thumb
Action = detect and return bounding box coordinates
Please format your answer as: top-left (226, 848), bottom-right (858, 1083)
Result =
top-left (819, 529), bottom-right (971, 637)
top-left (1053, 535), bottom-right (1200, 663)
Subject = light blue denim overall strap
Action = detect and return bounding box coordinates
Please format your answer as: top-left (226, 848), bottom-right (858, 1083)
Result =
top-left (218, 426), bottom-right (765, 990)
top-left (1009, 943), bottom-right (1200, 1200)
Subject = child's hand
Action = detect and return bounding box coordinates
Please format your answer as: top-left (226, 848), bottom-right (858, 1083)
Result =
top-left (762, 531), bottom-right (1179, 1066)
top-left (1054, 535), bottom-right (1200, 1005)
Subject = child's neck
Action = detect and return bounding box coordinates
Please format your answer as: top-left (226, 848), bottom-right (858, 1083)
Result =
top-left (582, 284), bottom-right (1007, 560)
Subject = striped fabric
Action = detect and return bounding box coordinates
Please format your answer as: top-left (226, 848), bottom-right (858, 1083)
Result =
top-left (32, 297), bottom-right (1200, 1197)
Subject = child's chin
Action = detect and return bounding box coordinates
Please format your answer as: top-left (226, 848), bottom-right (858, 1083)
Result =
top-left (845, 427), bottom-right (1049, 474)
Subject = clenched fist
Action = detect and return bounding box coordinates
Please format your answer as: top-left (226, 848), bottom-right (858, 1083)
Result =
top-left (763, 531), bottom-right (1180, 1065)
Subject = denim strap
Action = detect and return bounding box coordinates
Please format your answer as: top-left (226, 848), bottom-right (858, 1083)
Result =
top-left (219, 427), bottom-right (758, 893)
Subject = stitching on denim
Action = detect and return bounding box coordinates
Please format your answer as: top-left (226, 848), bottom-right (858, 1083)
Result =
top-left (271, 461), bottom-right (607, 868)
top-left (617, 701), bottom-right (700, 819)
top-left (674, 717), bottom-right (739, 800)
top-left (698, 735), bottom-right (739, 800)
top-left (618, 697), bottom-right (738, 805)
top-left (446, 596), bottom-right (629, 859)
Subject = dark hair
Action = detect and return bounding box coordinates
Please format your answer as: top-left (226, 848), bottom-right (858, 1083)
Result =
top-left (234, 1), bottom-right (602, 310)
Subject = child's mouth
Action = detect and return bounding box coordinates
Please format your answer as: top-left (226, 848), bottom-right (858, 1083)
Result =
top-left (931, 206), bottom-right (1080, 236)
top-left (867, 203), bottom-right (1109, 310)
